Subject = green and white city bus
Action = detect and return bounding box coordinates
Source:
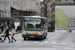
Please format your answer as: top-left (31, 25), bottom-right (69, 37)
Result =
top-left (21, 16), bottom-right (48, 40)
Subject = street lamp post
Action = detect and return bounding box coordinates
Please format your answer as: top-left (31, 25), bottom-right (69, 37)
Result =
top-left (4, 0), bottom-right (6, 18)
top-left (0, 12), bottom-right (1, 22)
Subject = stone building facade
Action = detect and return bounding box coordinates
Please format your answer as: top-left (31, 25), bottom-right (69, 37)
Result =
top-left (0, 0), bottom-right (41, 22)
top-left (40, 1), bottom-right (44, 17)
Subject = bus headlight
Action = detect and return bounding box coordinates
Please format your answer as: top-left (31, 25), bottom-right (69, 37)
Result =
top-left (38, 32), bottom-right (43, 35)
top-left (22, 30), bottom-right (26, 34)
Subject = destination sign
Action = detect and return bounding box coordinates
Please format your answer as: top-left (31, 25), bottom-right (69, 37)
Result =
top-left (25, 18), bottom-right (41, 21)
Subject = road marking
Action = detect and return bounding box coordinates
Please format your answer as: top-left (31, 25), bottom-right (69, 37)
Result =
top-left (14, 41), bottom-right (40, 44)
top-left (64, 46), bottom-right (74, 49)
top-left (53, 46), bottom-right (61, 48)
top-left (41, 32), bottom-right (61, 45)
top-left (61, 42), bottom-right (67, 44)
top-left (15, 41), bottom-right (32, 43)
top-left (51, 42), bottom-right (57, 44)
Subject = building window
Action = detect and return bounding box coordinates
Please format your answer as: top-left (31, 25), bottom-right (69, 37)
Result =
top-left (50, 2), bottom-right (55, 8)
top-left (50, 0), bottom-right (53, 2)
top-left (66, 0), bottom-right (68, 3)
top-left (0, 14), bottom-right (1, 17)
top-left (73, 0), bottom-right (75, 3)
top-left (2, 14), bottom-right (4, 17)
top-left (55, 0), bottom-right (58, 2)
top-left (59, 0), bottom-right (61, 2)
top-left (46, 0), bottom-right (50, 3)
top-left (47, 11), bottom-right (50, 13)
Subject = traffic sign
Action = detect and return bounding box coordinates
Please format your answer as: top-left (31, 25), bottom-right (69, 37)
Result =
top-left (36, 2), bottom-right (38, 6)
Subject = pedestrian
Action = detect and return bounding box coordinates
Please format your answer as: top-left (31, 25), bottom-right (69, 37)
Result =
top-left (69, 29), bottom-right (72, 32)
top-left (1, 23), bottom-right (4, 33)
top-left (11, 28), bottom-right (17, 43)
top-left (3, 26), bottom-right (11, 43)
top-left (0, 23), bottom-right (1, 29)
top-left (0, 36), bottom-right (2, 42)
top-left (9, 24), bottom-right (12, 32)
top-left (5, 22), bottom-right (7, 29)
top-left (12, 23), bottom-right (15, 29)
top-left (17, 25), bottom-right (21, 31)
top-left (7, 21), bottom-right (9, 27)
top-left (0, 29), bottom-right (3, 42)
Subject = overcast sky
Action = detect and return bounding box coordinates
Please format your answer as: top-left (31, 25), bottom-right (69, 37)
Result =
top-left (41, 0), bottom-right (43, 1)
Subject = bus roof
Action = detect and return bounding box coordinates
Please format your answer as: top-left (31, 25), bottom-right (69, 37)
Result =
top-left (23, 16), bottom-right (47, 19)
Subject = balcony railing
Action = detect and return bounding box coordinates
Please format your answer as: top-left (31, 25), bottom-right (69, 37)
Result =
top-left (56, 2), bottom-right (75, 5)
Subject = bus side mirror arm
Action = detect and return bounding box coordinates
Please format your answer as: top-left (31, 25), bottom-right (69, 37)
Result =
top-left (43, 21), bottom-right (45, 24)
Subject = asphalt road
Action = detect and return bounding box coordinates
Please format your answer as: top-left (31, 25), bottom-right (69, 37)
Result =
top-left (0, 32), bottom-right (75, 50)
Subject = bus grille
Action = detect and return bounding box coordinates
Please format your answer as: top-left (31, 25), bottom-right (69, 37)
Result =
top-left (26, 31), bottom-right (38, 34)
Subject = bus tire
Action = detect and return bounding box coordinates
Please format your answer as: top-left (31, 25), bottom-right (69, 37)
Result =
top-left (44, 33), bottom-right (47, 39)
top-left (24, 37), bottom-right (26, 40)
top-left (44, 36), bottom-right (46, 39)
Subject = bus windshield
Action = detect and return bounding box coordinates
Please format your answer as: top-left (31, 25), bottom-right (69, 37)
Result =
top-left (24, 18), bottom-right (42, 30)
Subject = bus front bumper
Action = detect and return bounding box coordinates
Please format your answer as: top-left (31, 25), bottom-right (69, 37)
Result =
top-left (22, 34), bottom-right (43, 38)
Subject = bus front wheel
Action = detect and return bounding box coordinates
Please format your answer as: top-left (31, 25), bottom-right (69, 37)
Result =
top-left (44, 33), bottom-right (47, 39)
top-left (24, 37), bottom-right (26, 40)
top-left (44, 36), bottom-right (46, 39)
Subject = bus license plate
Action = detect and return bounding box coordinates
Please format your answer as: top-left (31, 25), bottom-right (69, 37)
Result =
top-left (30, 36), bottom-right (34, 38)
